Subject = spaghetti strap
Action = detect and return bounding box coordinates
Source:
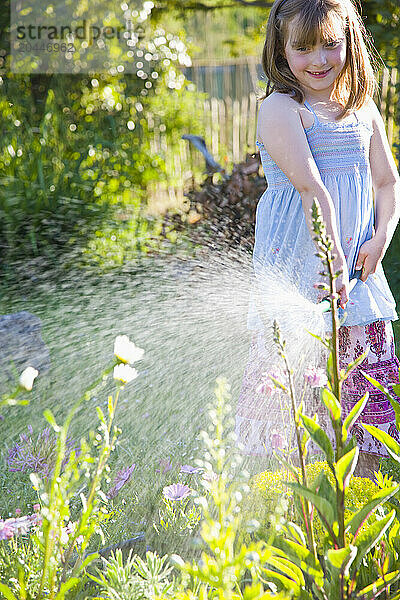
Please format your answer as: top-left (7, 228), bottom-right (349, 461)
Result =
top-left (304, 99), bottom-right (359, 126)
top-left (303, 100), bottom-right (320, 124)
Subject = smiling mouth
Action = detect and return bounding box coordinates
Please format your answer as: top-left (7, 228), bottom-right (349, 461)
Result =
top-left (307, 68), bottom-right (332, 76)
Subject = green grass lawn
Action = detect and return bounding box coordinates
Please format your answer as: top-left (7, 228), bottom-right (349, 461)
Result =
top-left (0, 258), bottom-right (252, 553)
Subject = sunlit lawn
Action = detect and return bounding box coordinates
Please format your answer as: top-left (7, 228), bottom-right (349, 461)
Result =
top-left (0, 258), bottom-right (251, 553)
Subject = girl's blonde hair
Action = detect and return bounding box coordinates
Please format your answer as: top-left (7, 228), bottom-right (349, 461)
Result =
top-left (262, 0), bottom-right (381, 119)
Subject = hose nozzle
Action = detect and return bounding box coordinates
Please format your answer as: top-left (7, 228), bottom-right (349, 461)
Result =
top-left (316, 272), bottom-right (361, 314)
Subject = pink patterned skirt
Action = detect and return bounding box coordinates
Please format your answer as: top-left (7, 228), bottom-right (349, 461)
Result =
top-left (235, 320), bottom-right (400, 457)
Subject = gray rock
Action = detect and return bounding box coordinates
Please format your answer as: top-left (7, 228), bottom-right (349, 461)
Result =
top-left (0, 311), bottom-right (50, 386)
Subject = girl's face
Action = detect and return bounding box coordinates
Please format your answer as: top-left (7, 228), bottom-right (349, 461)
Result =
top-left (283, 16), bottom-right (347, 99)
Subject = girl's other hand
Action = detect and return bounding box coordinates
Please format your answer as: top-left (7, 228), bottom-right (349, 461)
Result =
top-left (355, 237), bottom-right (386, 282)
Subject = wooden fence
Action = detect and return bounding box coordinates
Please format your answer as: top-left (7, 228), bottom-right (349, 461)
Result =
top-left (146, 62), bottom-right (399, 215)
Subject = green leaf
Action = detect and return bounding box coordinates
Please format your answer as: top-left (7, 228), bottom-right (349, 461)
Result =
top-left (381, 591), bottom-right (400, 600)
top-left (0, 398), bottom-right (29, 407)
top-left (343, 351), bottom-right (369, 381)
top-left (306, 329), bottom-right (331, 350)
top-left (301, 426), bottom-right (311, 459)
top-left (327, 351), bottom-right (334, 385)
top-left (55, 578), bottom-right (81, 599)
top-left (326, 545), bottom-right (357, 576)
top-left (260, 566), bottom-right (301, 595)
top-left (268, 539), bottom-right (324, 586)
top-left (285, 481), bottom-right (334, 524)
top-left (357, 569), bottom-right (400, 598)
top-left (300, 413), bottom-right (334, 463)
top-left (335, 447), bottom-right (359, 491)
top-left (362, 424), bottom-right (400, 463)
top-left (269, 375), bottom-right (288, 393)
top-left (0, 584), bottom-right (18, 600)
top-left (342, 392), bottom-right (369, 443)
top-left (361, 371), bottom-right (400, 429)
top-left (321, 387), bottom-right (341, 421)
top-left (43, 409), bottom-right (61, 432)
top-left (75, 552), bottom-right (99, 573)
top-left (360, 369), bottom-right (393, 402)
top-left (262, 556), bottom-right (305, 592)
top-left (96, 405), bottom-right (106, 423)
top-left (285, 522), bottom-right (306, 546)
top-left (300, 414), bottom-right (334, 463)
top-left (351, 509), bottom-right (396, 574)
top-left (346, 484), bottom-right (400, 538)
top-left (276, 455), bottom-right (300, 482)
top-left (342, 435), bottom-right (357, 457)
top-left (268, 556), bottom-right (305, 587)
top-left (242, 582), bottom-right (283, 599)
top-left (312, 471), bottom-right (338, 520)
top-left (388, 388), bottom-right (400, 431)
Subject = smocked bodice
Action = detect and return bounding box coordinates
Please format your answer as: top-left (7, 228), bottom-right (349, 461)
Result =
top-left (248, 99), bottom-right (398, 331)
top-left (256, 100), bottom-right (374, 189)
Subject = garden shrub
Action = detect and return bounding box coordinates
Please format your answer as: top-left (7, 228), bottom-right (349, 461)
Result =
top-left (0, 11), bottom-right (207, 271)
top-left (251, 461), bottom-right (379, 548)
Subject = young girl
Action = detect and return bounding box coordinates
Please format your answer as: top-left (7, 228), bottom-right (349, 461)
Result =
top-left (236, 0), bottom-right (400, 477)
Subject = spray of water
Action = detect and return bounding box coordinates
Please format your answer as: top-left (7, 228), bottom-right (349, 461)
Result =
top-left (0, 241), bottom-right (331, 550)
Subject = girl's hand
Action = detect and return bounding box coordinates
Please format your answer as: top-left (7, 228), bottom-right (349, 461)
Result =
top-left (335, 262), bottom-right (350, 310)
top-left (355, 237), bottom-right (386, 282)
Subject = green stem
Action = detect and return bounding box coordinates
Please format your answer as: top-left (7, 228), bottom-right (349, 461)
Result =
top-left (326, 252), bottom-right (346, 549)
top-left (38, 360), bottom-right (117, 597)
top-left (63, 387), bottom-right (121, 583)
top-left (327, 256), bottom-right (342, 455)
top-left (277, 329), bottom-right (317, 560)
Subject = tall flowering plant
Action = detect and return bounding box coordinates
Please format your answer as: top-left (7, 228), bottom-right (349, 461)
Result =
top-left (257, 200), bottom-right (400, 599)
top-left (168, 377), bottom-right (282, 600)
top-left (0, 335), bottom-right (144, 600)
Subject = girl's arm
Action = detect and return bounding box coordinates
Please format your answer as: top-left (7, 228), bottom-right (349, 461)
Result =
top-left (257, 92), bottom-right (349, 307)
top-left (355, 98), bottom-right (400, 281)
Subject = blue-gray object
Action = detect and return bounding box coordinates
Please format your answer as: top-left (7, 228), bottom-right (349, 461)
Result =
top-left (318, 269), bottom-right (361, 313)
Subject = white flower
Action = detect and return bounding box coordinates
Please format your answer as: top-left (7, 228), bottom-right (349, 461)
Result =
top-left (113, 364), bottom-right (138, 384)
top-left (19, 367), bottom-right (39, 391)
top-left (114, 335), bottom-right (144, 365)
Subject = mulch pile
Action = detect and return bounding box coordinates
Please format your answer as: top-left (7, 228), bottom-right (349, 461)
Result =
top-left (163, 151), bottom-right (266, 254)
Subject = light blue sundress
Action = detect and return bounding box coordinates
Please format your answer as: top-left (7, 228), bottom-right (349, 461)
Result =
top-left (236, 99), bottom-right (400, 457)
top-left (247, 98), bottom-right (398, 333)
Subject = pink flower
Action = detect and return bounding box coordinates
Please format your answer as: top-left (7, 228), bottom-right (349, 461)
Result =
top-left (15, 508), bottom-right (22, 516)
top-left (256, 375), bottom-right (276, 395)
top-left (257, 368), bottom-right (286, 395)
top-left (156, 458), bottom-right (173, 474)
top-left (304, 366), bottom-right (328, 388)
top-left (0, 521), bottom-right (14, 540)
top-left (107, 464), bottom-right (136, 500)
top-left (163, 483), bottom-right (192, 501)
top-left (0, 513), bottom-right (41, 540)
top-left (270, 429), bottom-right (287, 451)
top-left (33, 504), bottom-right (40, 513)
top-left (180, 464), bottom-right (202, 474)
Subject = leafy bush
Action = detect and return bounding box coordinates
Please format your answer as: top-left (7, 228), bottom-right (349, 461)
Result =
top-left (252, 462), bottom-right (380, 547)
top-left (0, 10), bottom-right (207, 269)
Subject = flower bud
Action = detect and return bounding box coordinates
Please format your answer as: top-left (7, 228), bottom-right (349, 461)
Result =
top-left (19, 367), bottom-right (39, 391)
